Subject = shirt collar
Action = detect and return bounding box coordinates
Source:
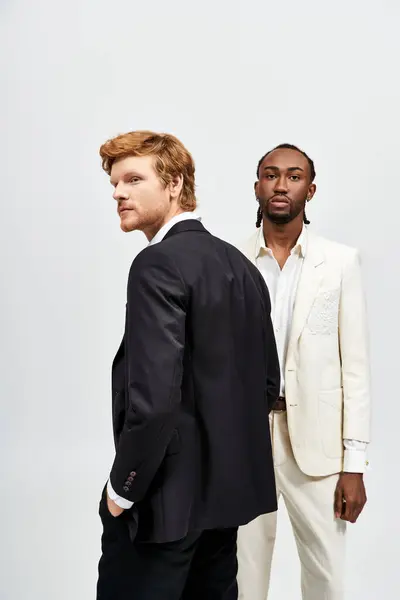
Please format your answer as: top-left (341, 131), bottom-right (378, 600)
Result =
top-left (256, 225), bottom-right (308, 258)
top-left (148, 212), bottom-right (201, 247)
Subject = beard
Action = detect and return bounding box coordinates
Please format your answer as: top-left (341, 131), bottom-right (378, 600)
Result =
top-left (262, 197), bottom-right (306, 225)
top-left (266, 210), bottom-right (294, 225)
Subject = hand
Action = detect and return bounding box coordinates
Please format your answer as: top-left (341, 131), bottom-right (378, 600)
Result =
top-left (334, 473), bottom-right (367, 523)
top-left (107, 493), bottom-right (125, 518)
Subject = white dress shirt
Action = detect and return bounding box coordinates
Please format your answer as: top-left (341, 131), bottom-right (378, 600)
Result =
top-left (108, 211), bottom-right (201, 509)
top-left (255, 226), bottom-right (368, 474)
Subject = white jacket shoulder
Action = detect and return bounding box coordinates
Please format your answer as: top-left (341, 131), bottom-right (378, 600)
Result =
top-left (311, 233), bottom-right (360, 267)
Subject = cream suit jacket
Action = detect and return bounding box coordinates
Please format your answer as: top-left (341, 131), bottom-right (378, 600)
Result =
top-left (239, 230), bottom-right (371, 476)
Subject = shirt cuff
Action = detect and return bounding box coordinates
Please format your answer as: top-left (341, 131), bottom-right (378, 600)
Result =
top-left (107, 480), bottom-right (134, 509)
top-left (343, 439), bottom-right (370, 473)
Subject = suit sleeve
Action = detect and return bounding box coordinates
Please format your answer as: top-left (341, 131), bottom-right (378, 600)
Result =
top-left (259, 273), bottom-right (281, 411)
top-left (339, 249), bottom-right (371, 442)
top-left (109, 249), bottom-right (187, 503)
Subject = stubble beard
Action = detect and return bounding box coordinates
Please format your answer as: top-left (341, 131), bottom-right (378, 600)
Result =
top-left (263, 198), bottom-right (306, 225)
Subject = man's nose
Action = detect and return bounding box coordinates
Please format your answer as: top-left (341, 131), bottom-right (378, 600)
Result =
top-left (274, 176), bottom-right (288, 194)
top-left (113, 183), bottom-right (128, 201)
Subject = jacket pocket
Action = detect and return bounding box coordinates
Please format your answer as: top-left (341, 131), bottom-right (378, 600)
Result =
top-left (318, 389), bottom-right (343, 458)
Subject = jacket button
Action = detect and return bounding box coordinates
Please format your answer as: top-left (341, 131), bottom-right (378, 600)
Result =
top-left (123, 486), bottom-right (129, 492)
top-left (127, 476), bottom-right (134, 482)
top-left (130, 471), bottom-right (136, 477)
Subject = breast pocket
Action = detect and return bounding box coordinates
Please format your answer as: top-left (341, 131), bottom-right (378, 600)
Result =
top-left (306, 288), bottom-right (340, 335)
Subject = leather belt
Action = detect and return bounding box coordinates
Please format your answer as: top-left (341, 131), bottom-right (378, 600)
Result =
top-left (272, 396), bottom-right (287, 412)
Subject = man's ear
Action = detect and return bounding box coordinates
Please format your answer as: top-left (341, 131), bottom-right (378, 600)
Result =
top-left (169, 175), bottom-right (184, 201)
top-left (254, 180), bottom-right (259, 200)
top-left (307, 183), bottom-right (316, 202)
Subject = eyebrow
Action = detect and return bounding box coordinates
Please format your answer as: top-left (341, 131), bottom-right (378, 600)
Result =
top-left (263, 165), bottom-right (304, 172)
top-left (110, 171), bottom-right (142, 186)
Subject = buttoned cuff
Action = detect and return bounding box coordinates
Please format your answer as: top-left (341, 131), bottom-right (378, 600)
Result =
top-left (107, 480), bottom-right (134, 509)
top-left (343, 440), bottom-right (369, 473)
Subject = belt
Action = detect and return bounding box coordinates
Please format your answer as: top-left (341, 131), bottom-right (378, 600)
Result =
top-left (272, 396), bottom-right (287, 412)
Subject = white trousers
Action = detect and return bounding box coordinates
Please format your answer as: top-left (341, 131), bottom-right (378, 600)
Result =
top-left (237, 411), bottom-right (347, 600)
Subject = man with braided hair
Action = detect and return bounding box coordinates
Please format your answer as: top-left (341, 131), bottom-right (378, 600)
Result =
top-left (236, 144), bottom-right (371, 600)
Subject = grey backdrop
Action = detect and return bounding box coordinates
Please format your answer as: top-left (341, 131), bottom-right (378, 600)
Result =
top-left (1, 0), bottom-right (399, 598)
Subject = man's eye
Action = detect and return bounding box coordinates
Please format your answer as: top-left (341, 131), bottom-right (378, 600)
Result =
top-left (130, 177), bottom-right (140, 183)
top-left (290, 175), bottom-right (300, 181)
top-left (265, 174), bottom-right (276, 180)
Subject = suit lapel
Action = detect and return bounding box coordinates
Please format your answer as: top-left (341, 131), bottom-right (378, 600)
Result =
top-left (288, 232), bottom-right (325, 353)
top-left (240, 229), bottom-right (325, 350)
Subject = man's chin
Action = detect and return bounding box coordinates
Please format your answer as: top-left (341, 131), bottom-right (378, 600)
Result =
top-left (120, 220), bottom-right (139, 233)
top-left (266, 210), bottom-right (293, 225)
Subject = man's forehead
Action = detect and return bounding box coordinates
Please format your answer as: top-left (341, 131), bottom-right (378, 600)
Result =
top-left (111, 155), bottom-right (155, 178)
top-left (262, 148), bottom-right (308, 169)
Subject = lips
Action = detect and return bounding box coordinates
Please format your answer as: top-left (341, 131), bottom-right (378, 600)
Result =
top-left (119, 208), bottom-right (131, 215)
top-left (270, 196), bottom-right (289, 205)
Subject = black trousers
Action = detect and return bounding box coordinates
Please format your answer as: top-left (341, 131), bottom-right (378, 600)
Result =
top-left (97, 492), bottom-right (238, 600)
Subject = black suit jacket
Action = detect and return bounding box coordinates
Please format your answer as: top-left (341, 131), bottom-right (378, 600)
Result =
top-left (109, 220), bottom-right (280, 542)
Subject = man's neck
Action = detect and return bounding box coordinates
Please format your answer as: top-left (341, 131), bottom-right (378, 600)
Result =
top-left (262, 215), bottom-right (304, 253)
top-left (144, 207), bottom-right (185, 242)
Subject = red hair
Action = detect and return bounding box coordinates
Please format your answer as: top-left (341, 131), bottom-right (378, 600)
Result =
top-left (100, 130), bottom-right (196, 211)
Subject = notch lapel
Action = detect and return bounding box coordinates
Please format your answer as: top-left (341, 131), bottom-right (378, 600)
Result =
top-left (287, 233), bottom-right (325, 354)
